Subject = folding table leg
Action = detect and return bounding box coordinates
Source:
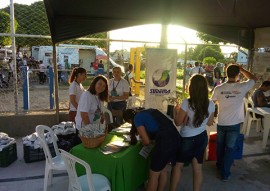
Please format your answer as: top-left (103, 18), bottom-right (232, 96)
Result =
top-left (262, 117), bottom-right (270, 148)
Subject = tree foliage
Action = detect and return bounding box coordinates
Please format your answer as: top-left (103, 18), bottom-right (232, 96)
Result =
top-left (1, 2), bottom-right (107, 48)
top-left (197, 32), bottom-right (229, 44)
top-left (197, 46), bottom-right (224, 61)
top-left (63, 32), bottom-right (107, 48)
top-left (192, 44), bottom-right (205, 60)
top-left (203, 57), bottom-right (217, 64)
top-left (0, 11), bottom-right (18, 46)
top-left (178, 47), bottom-right (195, 60)
top-left (178, 44), bottom-right (224, 63)
top-left (2, 2), bottom-right (51, 47)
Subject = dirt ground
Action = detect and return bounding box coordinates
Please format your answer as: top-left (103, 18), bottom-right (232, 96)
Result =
top-left (0, 84), bottom-right (146, 113)
top-left (0, 85), bottom-right (70, 113)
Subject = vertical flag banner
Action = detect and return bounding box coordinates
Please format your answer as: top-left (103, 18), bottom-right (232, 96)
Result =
top-left (145, 48), bottom-right (177, 111)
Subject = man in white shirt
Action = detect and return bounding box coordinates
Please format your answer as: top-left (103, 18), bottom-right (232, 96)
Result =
top-left (211, 64), bottom-right (257, 181)
top-left (189, 61), bottom-right (205, 76)
top-left (39, 60), bottom-right (46, 84)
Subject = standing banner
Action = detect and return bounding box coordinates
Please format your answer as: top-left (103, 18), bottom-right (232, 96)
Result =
top-left (253, 51), bottom-right (270, 87)
top-left (145, 48), bottom-right (177, 112)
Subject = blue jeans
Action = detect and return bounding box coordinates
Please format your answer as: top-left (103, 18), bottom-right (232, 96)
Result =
top-left (216, 124), bottom-right (240, 178)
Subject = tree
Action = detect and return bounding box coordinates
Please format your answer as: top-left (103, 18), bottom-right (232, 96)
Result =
top-left (0, 11), bottom-right (18, 46)
top-left (203, 57), bottom-right (217, 65)
top-left (197, 46), bottom-right (224, 61)
top-left (1, 2), bottom-right (107, 48)
top-left (63, 32), bottom-right (107, 48)
top-left (197, 32), bottom-right (229, 44)
top-left (192, 44), bottom-right (205, 60)
top-left (2, 2), bottom-right (51, 47)
top-left (178, 47), bottom-right (195, 60)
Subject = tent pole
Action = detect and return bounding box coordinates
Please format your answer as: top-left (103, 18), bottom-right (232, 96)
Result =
top-left (106, 32), bottom-right (110, 78)
top-left (53, 43), bottom-right (60, 122)
top-left (160, 25), bottom-right (168, 48)
top-left (183, 43), bottom-right (188, 92)
top-left (10, 0), bottom-right (19, 113)
top-left (247, 48), bottom-right (254, 72)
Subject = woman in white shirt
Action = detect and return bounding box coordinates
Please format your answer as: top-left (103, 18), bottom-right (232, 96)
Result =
top-left (68, 67), bottom-right (87, 122)
top-left (173, 74), bottom-right (215, 191)
top-left (108, 67), bottom-right (129, 125)
top-left (75, 75), bottom-right (108, 129)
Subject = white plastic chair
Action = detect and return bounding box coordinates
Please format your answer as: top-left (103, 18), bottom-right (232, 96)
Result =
top-left (103, 108), bottom-right (113, 124)
top-left (243, 98), bottom-right (263, 136)
top-left (36, 125), bottom-right (67, 191)
top-left (60, 149), bottom-right (111, 191)
top-left (127, 96), bottom-right (144, 109)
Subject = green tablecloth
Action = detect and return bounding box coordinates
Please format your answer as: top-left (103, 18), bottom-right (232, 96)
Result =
top-left (70, 133), bottom-right (150, 191)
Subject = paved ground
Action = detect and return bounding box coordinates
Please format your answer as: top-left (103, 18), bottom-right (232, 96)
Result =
top-left (0, 123), bottom-right (270, 191)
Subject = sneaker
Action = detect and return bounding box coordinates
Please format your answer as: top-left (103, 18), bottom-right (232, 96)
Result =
top-left (222, 176), bottom-right (231, 182)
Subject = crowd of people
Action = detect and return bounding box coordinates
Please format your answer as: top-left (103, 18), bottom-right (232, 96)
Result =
top-left (66, 61), bottom-right (262, 191)
top-left (90, 58), bottom-right (105, 76)
top-left (185, 61), bottom-right (243, 90)
top-left (2, 55), bottom-right (53, 85)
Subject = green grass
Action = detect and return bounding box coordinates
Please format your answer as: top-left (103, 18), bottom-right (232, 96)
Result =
top-left (176, 69), bottom-right (184, 80)
top-left (140, 71), bottom-right (145, 79)
top-left (82, 76), bottom-right (95, 87)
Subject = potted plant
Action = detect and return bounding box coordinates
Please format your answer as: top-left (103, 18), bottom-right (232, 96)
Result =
top-left (163, 90), bottom-right (187, 118)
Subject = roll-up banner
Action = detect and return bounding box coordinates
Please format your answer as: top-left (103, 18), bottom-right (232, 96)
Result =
top-left (145, 48), bottom-right (177, 112)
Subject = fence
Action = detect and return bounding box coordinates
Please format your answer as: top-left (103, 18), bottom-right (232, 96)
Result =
top-left (0, 0), bottom-right (240, 114)
top-left (0, 0), bottom-right (107, 113)
top-left (0, 66), bottom-right (72, 113)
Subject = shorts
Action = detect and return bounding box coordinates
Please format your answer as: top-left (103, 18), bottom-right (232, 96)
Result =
top-left (179, 130), bottom-right (208, 164)
top-left (150, 126), bottom-right (181, 172)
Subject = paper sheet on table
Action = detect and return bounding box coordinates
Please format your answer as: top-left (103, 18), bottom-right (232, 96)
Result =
top-left (123, 135), bottom-right (140, 142)
top-left (111, 127), bottom-right (131, 134)
top-left (139, 143), bottom-right (154, 159)
top-left (100, 141), bottom-right (129, 155)
top-left (111, 123), bottom-right (132, 134)
top-left (119, 122), bottom-right (132, 128)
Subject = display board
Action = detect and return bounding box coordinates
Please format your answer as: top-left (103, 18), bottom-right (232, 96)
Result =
top-left (144, 48), bottom-right (177, 111)
top-left (253, 51), bottom-right (270, 86)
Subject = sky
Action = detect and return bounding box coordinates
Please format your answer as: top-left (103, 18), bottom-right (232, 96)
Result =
top-left (0, 0), bottom-right (238, 54)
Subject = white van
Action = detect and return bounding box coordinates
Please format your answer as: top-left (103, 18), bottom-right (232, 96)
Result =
top-left (31, 45), bottom-right (124, 74)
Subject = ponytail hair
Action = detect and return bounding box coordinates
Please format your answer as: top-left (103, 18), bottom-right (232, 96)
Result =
top-left (123, 109), bottom-right (138, 145)
top-left (68, 67), bottom-right (86, 84)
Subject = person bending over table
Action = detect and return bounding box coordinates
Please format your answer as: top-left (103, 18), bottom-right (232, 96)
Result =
top-left (174, 74), bottom-right (215, 191)
top-left (252, 80), bottom-right (270, 107)
top-left (75, 75), bottom-right (109, 130)
top-left (108, 66), bottom-right (129, 125)
top-left (123, 108), bottom-right (181, 191)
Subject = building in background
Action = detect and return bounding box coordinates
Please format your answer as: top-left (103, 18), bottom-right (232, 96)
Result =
top-left (237, 49), bottom-right (248, 65)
